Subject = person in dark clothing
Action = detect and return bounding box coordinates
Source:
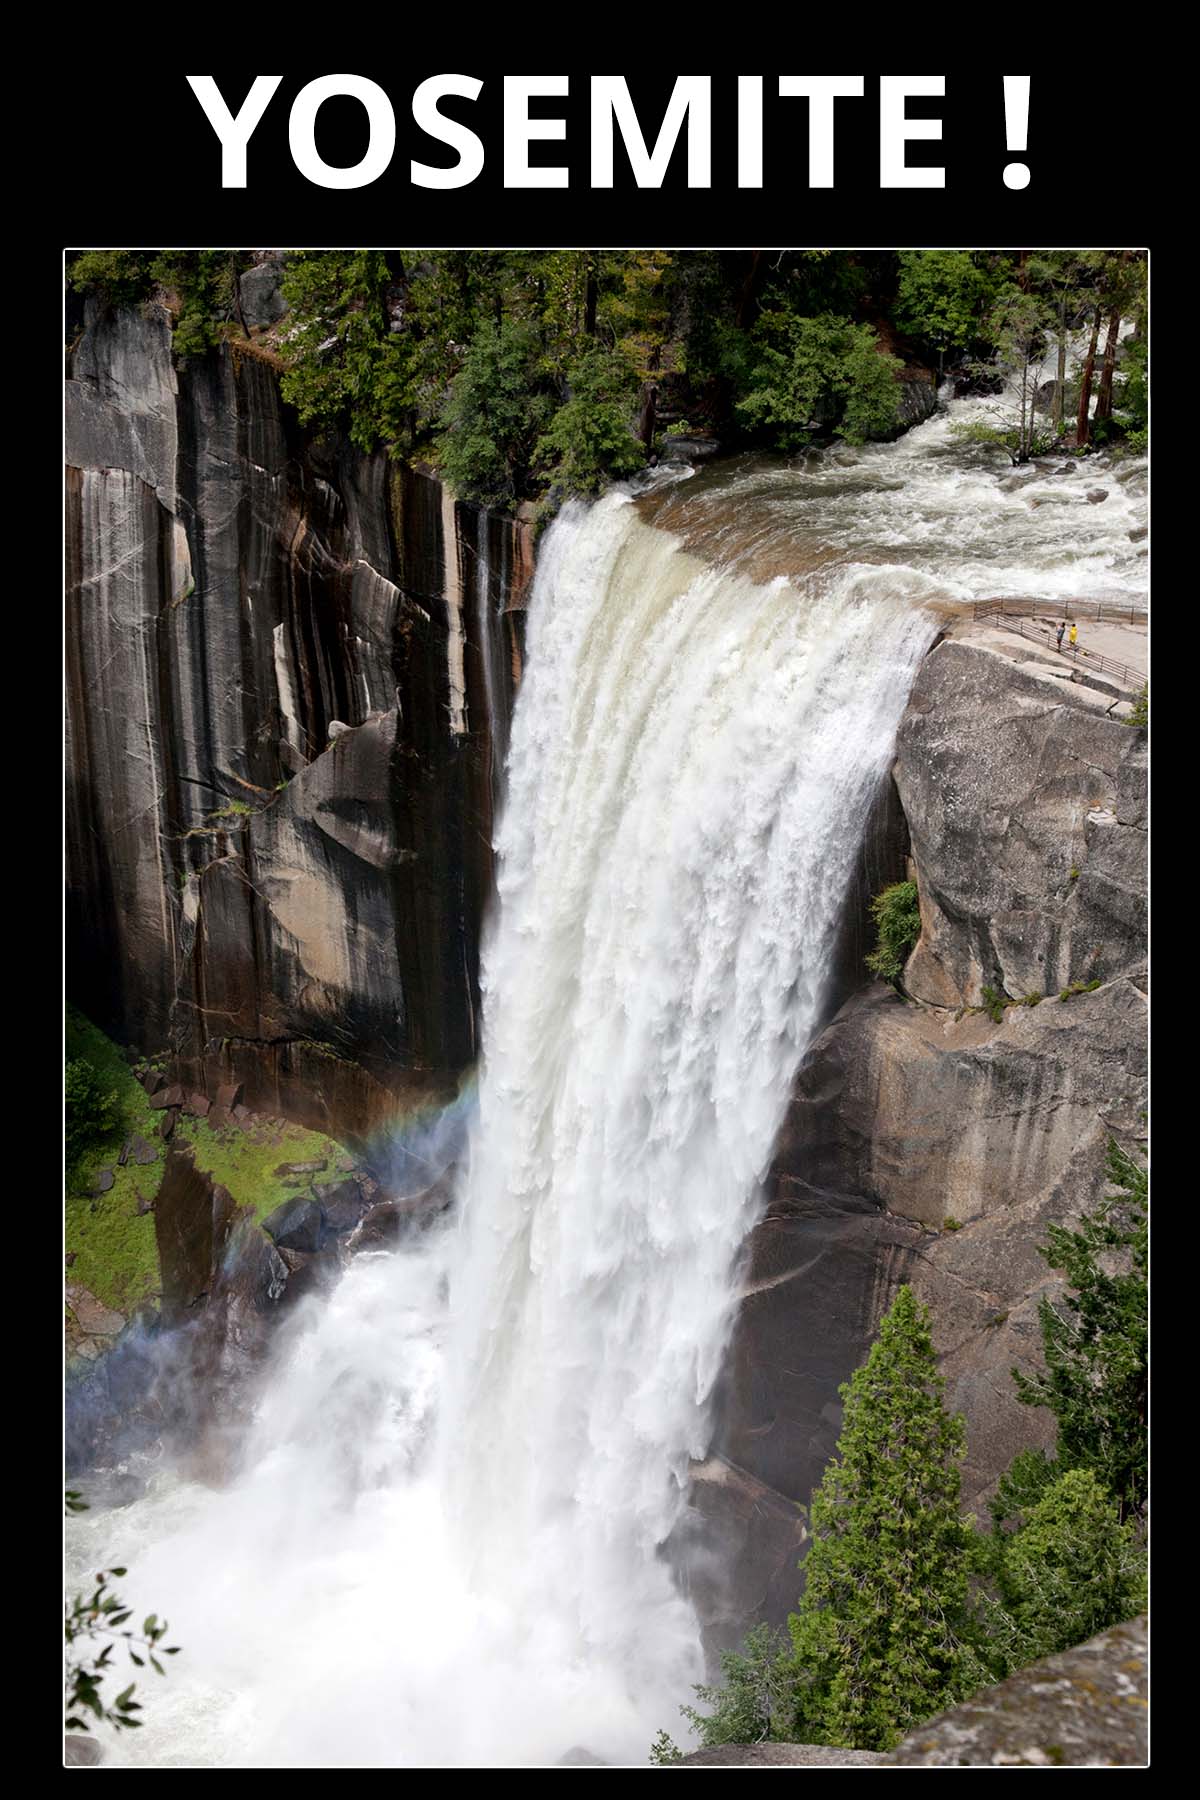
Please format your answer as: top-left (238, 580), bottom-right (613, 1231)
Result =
top-left (1056, 621), bottom-right (1066, 650)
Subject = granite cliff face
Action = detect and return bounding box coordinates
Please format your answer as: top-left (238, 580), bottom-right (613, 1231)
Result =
top-left (698, 632), bottom-right (1147, 1635)
top-left (67, 302), bottom-right (530, 1148)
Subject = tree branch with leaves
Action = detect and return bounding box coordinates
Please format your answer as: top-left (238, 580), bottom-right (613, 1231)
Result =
top-left (64, 1491), bottom-right (181, 1738)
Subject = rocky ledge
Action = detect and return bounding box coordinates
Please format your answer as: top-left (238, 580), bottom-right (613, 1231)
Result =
top-left (671, 1742), bottom-right (888, 1767)
top-left (888, 1616), bottom-right (1147, 1766)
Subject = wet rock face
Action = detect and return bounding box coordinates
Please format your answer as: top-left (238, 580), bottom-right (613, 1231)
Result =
top-left (66, 304), bottom-right (531, 1143)
top-left (887, 1616), bottom-right (1147, 1766)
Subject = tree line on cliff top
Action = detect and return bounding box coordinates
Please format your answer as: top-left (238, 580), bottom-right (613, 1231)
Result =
top-left (68, 250), bottom-right (1147, 509)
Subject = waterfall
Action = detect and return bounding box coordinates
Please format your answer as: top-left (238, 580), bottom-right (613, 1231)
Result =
top-left (65, 488), bottom-right (938, 1769)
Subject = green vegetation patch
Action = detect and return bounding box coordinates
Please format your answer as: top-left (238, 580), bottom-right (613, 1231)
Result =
top-left (65, 1009), bottom-right (349, 1317)
top-left (865, 880), bottom-right (921, 988)
top-left (66, 1010), bottom-right (163, 1315)
top-left (173, 1113), bottom-right (345, 1230)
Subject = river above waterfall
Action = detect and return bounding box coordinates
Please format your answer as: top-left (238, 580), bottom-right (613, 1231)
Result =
top-left (641, 391), bottom-right (1147, 611)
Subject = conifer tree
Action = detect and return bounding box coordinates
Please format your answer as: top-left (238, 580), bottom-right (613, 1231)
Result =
top-left (786, 1285), bottom-right (980, 1750)
top-left (977, 1466), bottom-right (1146, 1679)
top-left (1011, 1141), bottom-right (1147, 1525)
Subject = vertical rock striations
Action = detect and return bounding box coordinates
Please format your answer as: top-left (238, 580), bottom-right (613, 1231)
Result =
top-left (66, 303), bottom-right (532, 1146)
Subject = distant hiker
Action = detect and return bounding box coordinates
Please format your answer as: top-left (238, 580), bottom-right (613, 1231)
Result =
top-left (1069, 622), bottom-right (1078, 650)
top-left (1056, 621), bottom-right (1066, 650)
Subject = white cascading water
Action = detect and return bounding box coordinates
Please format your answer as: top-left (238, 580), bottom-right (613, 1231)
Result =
top-left (65, 397), bottom-right (1145, 1768)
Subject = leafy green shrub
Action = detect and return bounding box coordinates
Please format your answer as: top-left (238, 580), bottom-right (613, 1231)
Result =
top-left (279, 251), bottom-right (412, 452)
top-left (1059, 979), bottom-right (1102, 1001)
top-left (738, 312), bottom-right (902, 451)
top-left (864, 880), bottom-right (921, 987)
top-left (980, 984), bottom-right (1007, 1024)
top-left (894, 251), bottom-right (996, 367)
top-left (65, 1491), bottom-right (181, 1736)
top-left (1126, 685), bottom-right (1148, 729)
top-left (65, 1059), bottom-right (120, 1165)
top-left (68, 252), bottom-right (157, 309)
top-left (438, 320), bottom-right (555, 510)
top-left (534, 345), bottom-right (644, 496)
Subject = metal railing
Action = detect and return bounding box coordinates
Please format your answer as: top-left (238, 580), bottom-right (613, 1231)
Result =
top-left (971, 603), bottom-right (1144, 690)
top-left (972, 597), bottom-right (1146, 626)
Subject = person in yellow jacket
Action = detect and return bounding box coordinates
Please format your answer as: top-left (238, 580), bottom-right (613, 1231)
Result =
top-left (1068, 621), bottom-right (1078, 651)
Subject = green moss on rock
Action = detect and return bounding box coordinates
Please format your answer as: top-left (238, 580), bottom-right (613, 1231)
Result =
top-left (65, 1009), bottom-right (350, 1317)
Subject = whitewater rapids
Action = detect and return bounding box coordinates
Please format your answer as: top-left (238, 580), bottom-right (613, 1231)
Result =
top-left (68, 397), bottom-right (1144, 1765)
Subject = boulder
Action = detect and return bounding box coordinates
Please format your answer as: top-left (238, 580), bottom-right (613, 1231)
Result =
top-left (313, 1177), bottom-right (369, 1236)
top-left (274, 1242), bottom-right (344, 1305)
top-left (261, 1197), bottom-right (326, 1254)
top-left (184, 1091), bottom-right (211, 1118)
top-left (274, 1159), bottom-right (327, 1177)
top-left (66, 1285), bottom-right (127, 1339)
top-left (159, 1109), bottom-right (177, 1140)
top-left (131, 1134), bottom-right (158, 1165)
top-left (150, 1084), bottom-right (184, 1112)
top-left (255, 1241), bottom-right (291, 1310)
top-left (91, 1167), bottom-right (114, 1195)
top-left (661, 435), bottom-right (723, 463)
top-left (1086, 488), bottom-right (1109, 504)
top-left (140, 1067), bottom-right (165, 1096)
top-left (887, 1617), bottom-right (1147, 1766)
top-left (215, 1080), bottom-right (243, 1111)
top-left (238, 255), bottom-right (287, 330)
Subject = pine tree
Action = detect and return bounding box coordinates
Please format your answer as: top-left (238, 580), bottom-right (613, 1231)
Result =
top-left (786, 1286), bottom-right (980, 1751)
top-left (1011, 1141), bottom-right (1147, 1525)
top-left (977, 1467), bottom-right (1146, 1679)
